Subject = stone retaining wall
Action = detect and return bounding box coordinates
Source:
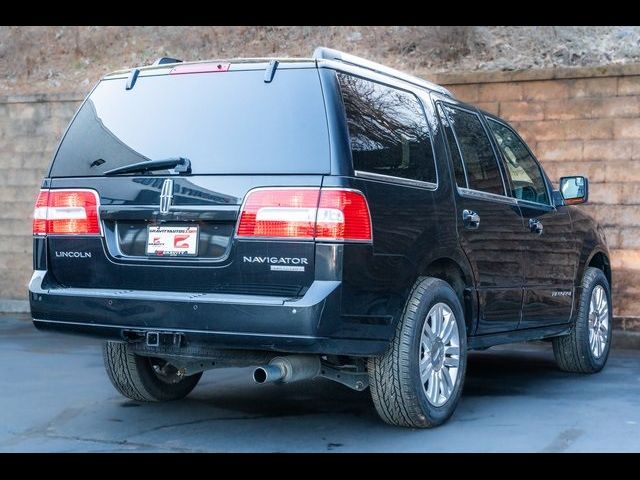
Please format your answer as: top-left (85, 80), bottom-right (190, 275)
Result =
top-left (1, 65), bottom-right (638, 329)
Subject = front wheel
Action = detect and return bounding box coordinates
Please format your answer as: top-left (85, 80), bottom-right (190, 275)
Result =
top-left (103, 341), bottom-right (202, 402)
top-left (552, 267), bottom-right (612, 373)
top-left (368, 277), bottom-right (467, 428)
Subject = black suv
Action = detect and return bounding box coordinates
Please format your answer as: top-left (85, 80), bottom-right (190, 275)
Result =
top-left (30, 48), bottom-right (612, 428)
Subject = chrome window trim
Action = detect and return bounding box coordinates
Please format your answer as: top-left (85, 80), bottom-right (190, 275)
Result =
top-left (457, 187), bottom-right (518, 205)
top-left (354, 170), bottom-right (438, 190)
top-left (516, 198), bottom-right (555, 211)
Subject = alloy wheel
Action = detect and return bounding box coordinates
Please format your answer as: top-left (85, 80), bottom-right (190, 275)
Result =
top-left (419, 302), bottom-right (461, 406)
top-left (588, 285), bottom-right (609, 358)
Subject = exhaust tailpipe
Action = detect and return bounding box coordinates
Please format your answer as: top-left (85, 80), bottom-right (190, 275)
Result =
top-left (253, 364), bottom-right (285, 384)
top-left (253, 355), bottom-right (321, 384)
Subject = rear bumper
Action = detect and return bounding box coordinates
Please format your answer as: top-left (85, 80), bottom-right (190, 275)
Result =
top-left (29, 271), bottom-right (389, 356)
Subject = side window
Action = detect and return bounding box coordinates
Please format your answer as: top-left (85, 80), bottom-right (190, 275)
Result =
top-left (337, 72), bottom-right (437, 184)
top-left (440, 105), bottom-right (505, 196)
top-left (437, 104), bottom-right (467, 188)
top-left (487, 119), bottom-right (550, 205)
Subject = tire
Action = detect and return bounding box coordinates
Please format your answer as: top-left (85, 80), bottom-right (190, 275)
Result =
top-left (103, 341), bottom-right (202, 402)
top-left (552, 267), bottom-right (612, 373)
top-left (368, 277), bottom-right (467, 428)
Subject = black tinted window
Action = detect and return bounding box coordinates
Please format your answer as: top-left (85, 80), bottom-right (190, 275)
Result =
top-left (50, 68), bottom-right (330, 177)
top-left (487, 119), bottom-right (550, 205)
top-left (337, 73), bottom-right (436, 184)
top-left (443, 105), bottom-right (505, 196)
top-left (437, 104), bottom-right (467, 188)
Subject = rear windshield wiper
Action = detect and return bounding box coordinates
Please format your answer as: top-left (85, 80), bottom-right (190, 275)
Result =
top-left (104, 157), bottom-right (191, 176)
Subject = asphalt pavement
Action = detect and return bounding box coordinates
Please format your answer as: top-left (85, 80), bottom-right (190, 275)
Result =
top-left (1, 314), bottom-right (638, 452)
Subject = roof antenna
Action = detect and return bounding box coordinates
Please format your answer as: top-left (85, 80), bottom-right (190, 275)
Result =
top-left (264, 60), bottom-right (279, 83)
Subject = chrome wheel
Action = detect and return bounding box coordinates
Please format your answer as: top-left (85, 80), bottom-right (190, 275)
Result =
top-left (588, 285), bottom-right (609, 358)
top-left (420, 302), bottom-right (460, 407)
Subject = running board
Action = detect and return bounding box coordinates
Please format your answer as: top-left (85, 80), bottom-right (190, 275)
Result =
top-left (468, 324), bottom-right (572, 350)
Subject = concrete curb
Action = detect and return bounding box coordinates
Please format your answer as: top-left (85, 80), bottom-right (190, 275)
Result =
top-left (0, 300), bottom-right (29, 313)
top-left (612, 331), bottom-right (640, 351)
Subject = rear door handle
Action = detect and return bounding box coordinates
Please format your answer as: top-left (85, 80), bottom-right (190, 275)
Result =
top-left (529, 218), bottom-right (544, 235)
top-left (462, 209), bottom-right (480, 229)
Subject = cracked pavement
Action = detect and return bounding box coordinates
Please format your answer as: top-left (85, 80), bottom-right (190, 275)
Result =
top-left (1, 314), bottom-right (639, 452)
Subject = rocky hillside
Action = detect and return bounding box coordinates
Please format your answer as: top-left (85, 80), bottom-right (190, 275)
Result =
top-left (2, 26), bottom-right (640, 95)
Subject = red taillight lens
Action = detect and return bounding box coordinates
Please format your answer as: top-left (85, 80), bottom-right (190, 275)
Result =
top-left (237, 188), bottom-right (320, 239)
top-left (32, 189), bottom-right (101, 236)
top-left (32, 190), bottom-right (50, 235)
top-left (236, 187), bottom-right (372, 242)
top-left (315, 189), bottom-right (372, 242)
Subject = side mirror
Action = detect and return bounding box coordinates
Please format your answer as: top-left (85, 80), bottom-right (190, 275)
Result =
top-left (560, 176), bottom-right (589, 205)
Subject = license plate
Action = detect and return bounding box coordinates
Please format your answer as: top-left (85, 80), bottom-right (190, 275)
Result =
top-left (146, 225), bottom-right (199, 256)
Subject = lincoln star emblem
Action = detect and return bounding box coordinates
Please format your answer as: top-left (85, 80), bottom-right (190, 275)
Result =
top-left (159, 179), bottom-right (174, 214)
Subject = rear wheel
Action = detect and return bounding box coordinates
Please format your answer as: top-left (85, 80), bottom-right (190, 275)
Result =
top-left (552, 267), bottom-right (612, 373)
top-left (103, 341), bottom-right (202, 402)
top-left (368, 277), bottom-right (467, 428)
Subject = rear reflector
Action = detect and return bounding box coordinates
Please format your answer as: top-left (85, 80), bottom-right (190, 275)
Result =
top-left (236, 187), bottom-right (372, 242)
top-left (33, 189), bottom-right (101, 236)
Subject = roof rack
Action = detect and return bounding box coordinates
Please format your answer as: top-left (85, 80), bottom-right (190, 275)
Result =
top-left (313, 47), bottom-right (453, 98)
top-left (152, 57), bottom-right (183, 66)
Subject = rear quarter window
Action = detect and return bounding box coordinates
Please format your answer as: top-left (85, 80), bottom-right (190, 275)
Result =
top-left (337, 72), bottom-right (437, 185)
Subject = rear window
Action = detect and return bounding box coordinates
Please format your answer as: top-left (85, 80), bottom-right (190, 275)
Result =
top-left (50, 67), bottom-right (330, 177)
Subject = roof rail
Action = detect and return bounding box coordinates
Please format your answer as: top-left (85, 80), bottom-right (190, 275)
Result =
top-left (152, 57), bottom-right (183, 66)
top-left (313, 47), bottom-right (453, 98)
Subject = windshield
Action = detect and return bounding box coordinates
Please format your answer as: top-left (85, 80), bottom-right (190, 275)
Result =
top-left (49, 67), bottom-right (330, 177)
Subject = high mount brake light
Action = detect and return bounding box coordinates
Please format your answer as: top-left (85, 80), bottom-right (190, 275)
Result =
top-left (236, 188), bottom-right (372, 242)
top-left (33, 189), bottom-right (101, 236)
top-left (169, 63), bottom-right (231, 75)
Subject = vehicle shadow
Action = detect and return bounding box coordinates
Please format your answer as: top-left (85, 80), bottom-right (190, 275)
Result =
top-left (464, 344), bottom-right (561, 397)
top-left (37, 343), bottom-right (609, 451)
top-left (185, 343), bottom-right (562, 419)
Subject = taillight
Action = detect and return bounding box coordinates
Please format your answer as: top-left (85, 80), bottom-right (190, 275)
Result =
top-left (32, 190), bottom-right (50, 235)
top-left (32, 189), bottom-right (101, 236)
top-left (315, 189), bottom-right (372, 241)
top-left (237, 188), bottom-right (319, 239)
top-left (236, 187), bottom-right (372, 242)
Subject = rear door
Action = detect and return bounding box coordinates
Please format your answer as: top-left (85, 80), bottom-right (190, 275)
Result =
top-left (485, 117), bottom-right (575, 327)
top-left (436, 99), bottom-right (525, 334)
top-left (46, 64), bottom-right (330, 298)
